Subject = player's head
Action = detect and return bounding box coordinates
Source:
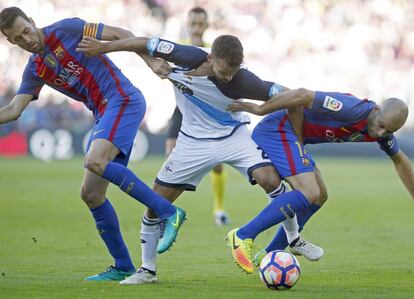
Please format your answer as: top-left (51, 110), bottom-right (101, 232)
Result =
top-left (0, 7), bottom-right (44, 54)
top-left (187, 7), bottom-right (208, 38)
top-left (208, 35), bottom-right (243, 83)
top-left (367, 98), bottom-right (408, 138)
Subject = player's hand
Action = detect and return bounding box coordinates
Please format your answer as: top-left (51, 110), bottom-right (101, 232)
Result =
top-left (148, 58), bottom-right (171, 79)
top-left (227, 101), bottom-right (262, 115)
top-left (76, 36), bottom-right (105, 57)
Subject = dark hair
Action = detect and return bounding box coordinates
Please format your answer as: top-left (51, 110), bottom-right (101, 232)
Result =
top-left (211, 35), bottom-right (244, 67)
top-left (0, 7), bottom-right (30, 33)
top-left (188, 7), bottom-right (208, 19)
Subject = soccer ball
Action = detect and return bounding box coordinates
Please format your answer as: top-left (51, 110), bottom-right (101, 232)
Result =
top-left (259, 250), bottom-right (301, 290)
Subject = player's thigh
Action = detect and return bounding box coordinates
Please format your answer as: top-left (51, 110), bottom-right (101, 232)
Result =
top-left (285, 172), bottom-right (320, 203)
top-left (80, 169), bottom-right (110, 208)
top-left (156, 133), bottom-right (216, 192)
top-left (85, 92), bottom-right (146, 168)
top-left (252, 116), bottom-right (315, 180)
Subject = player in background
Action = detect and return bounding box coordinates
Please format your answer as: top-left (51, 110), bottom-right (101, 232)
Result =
top-left (76, 34), bottom-right (323, 283)
top-left (227, 88), bottom-right (414, 271)
top-left (0, 6), bottom-right (186, 281)
top-left (165, 7), bottom-right (230, 226)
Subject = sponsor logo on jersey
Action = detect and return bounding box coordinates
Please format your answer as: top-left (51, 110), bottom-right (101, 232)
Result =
top-left (323, 96), bottom-right (343, 111)
top-left (325, 129), bottom-right (344, 143)
top-left (44, 54), bottom-right (57, 69)
top-left (53, 61), bottom-right (83, 87)
top-left (169, 79), bottom-right (193, 95)
top-left (38, 65), bottom-right (47, 78)
top-left (157, 41), bottom-right (174, 54)
top-left (54, 45), bottom-right (65, 60)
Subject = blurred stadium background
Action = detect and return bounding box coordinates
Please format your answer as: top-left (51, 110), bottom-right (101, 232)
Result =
top-left (0, 0), bottom-right (413, 160)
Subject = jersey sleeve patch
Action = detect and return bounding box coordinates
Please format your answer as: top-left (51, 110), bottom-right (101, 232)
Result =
top-left (157, 41), bottom-right (175, 54)
top-left (323, 96), bottom-right (343, 111)
top-left (83, 23), bottom-right (99, 38)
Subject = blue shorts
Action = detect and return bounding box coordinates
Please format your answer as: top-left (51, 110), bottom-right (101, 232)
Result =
top-left (86, 91), bottom-right (146, 166)
top-left (252, 111), bottom-right (315, 179)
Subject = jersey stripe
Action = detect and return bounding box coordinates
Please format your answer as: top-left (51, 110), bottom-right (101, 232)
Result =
top-left (98, 55), bottom-right (130, 141)
top-left (45, 33), bottom-right (106, 115)
top-left (279, 114), bottom-right (297, 175)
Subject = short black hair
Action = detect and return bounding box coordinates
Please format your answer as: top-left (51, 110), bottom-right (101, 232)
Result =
top-left (0, 7), bottom-right (30, 33)
top-left (188, 7), bottom-right (208, 19)
top-left (211, 35), bottom-right (244, 67)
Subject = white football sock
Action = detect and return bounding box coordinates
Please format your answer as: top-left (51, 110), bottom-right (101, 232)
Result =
top-left (267, 181), bottom-right (287, 202)
top-left (140, 215), bottom-right (161, 273)
top-left (282, 214), bottom-right (300, 245)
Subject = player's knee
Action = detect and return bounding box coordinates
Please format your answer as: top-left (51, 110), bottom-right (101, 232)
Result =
top-left (298, 186), bottom-right (321, 204)
top-left (80, 186), bottom-right (105, 208)
top-left (84, 156), bottom-right (107, 176)
top-left (212, 164), bottom-right (223, 173)
top-left (254, 169), bottom-right (281, 193)
top-left (316, 189), bottom-right (328, 205)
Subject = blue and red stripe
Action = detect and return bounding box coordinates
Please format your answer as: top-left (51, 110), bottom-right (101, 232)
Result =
top-left (98, 55), bottom-right (130, 142)
top-left (278, 114), bottom-right (297, 176)
top-left (45, 33), bottom-right (107, 115)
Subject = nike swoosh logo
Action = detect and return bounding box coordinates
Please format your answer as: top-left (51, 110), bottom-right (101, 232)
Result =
top-left (93, 129), bottom-right (106, 136)
top-left (39, 66), bottom-right (46, 78)
top-left (232, 233), bottom-right (240, 250)
top-left (172, 212), bottom-right (180, 228)
top-left (287, 204), bottom-right (295, 215)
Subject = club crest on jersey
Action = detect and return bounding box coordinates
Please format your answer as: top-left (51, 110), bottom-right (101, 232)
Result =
top-left (44, 54), bottom-right (57, 69)
top-left (323, 96), bottom-right (343, 111)
top-left (157, 41), bottom-right (174, 54)
top-left (54, 45), bottom-right (65, 60)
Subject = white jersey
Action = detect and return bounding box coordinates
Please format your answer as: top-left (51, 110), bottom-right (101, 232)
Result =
top-left (168, 71), bottom-right (250, 139)
top-left (147, 37), bottom-right (284, 139)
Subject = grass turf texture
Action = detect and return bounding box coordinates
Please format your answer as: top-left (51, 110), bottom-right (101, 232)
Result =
top-left (0, 156), bottom-right (413, 299)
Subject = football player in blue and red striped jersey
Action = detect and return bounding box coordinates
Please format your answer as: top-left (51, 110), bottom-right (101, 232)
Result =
top-left (227, 88), bottom-right (414, 268)
top-left (0, 6), bottom-right (186, 281)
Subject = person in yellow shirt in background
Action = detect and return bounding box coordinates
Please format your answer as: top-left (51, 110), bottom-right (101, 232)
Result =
top-left (164, 7), bottom-right (229, 226)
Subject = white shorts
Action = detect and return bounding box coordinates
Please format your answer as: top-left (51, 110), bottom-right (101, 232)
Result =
top-left (155, 125), bottom-right (273, 191)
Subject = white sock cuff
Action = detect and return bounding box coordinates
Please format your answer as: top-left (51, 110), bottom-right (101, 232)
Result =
top-left (267, 182), bottom-right (287, 202)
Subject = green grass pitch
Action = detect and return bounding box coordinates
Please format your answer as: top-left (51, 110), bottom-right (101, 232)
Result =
top-left (0, 156), bottom-right (413, 298)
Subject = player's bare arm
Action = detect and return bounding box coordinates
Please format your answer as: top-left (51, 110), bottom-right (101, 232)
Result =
top-left (77, 35), bottom-right (171, 78)
top-left (0, 94), bottom-right (33, 124)
top-left (227, 88), bottom-right (315, 116)
top-left (389, 150), bottom-right (414, 201)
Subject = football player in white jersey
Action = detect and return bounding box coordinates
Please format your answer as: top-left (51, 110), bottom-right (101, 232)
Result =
top-left (77, 34), bottom-right (322, 283)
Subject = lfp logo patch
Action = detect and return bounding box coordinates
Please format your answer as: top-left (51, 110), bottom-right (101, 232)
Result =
top-left (157, 41), bottom-right (174, 54)
top-left (323, 96), bottom-right (343, 111)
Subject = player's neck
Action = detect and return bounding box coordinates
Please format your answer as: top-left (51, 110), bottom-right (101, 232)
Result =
top-left (185, 61), bottom-right (212, 77)
top-left (37, 28), bottom-right (46, 55)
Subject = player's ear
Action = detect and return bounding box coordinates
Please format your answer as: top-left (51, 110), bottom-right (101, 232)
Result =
top-left (207, 53), bottom-right (212, 62)
top-left (29, 17), bottom-right (36, 27)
